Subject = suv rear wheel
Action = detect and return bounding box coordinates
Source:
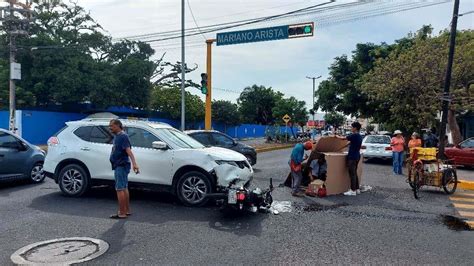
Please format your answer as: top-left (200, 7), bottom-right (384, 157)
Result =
top-left (176, 171), bottom-right (211, 207)
top-left (58, 164), bottom-right (89, 197)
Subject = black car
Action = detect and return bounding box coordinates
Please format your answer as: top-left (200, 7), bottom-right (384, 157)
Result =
top-left (186, 130), bottom-right (257, 165)
top-left (0, 128), bottom-right (46, 183)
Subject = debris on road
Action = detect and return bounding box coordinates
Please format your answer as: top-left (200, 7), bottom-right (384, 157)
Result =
top-left (270, 201), bottom-right (292, 214)
top-left (360, 185), bottom-right (373, 193)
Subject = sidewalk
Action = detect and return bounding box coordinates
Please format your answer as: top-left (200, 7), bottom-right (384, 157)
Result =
top-left (241, 138), bottom-right (295, 153)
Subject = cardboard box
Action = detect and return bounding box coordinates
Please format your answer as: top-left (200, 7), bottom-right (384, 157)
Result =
top-left (308, 136), bottom-right (363, 195)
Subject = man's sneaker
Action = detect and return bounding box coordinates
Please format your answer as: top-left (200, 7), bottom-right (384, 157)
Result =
top-left (356, 189), bottom-right (361, 195)
top-left (343, 190), bottom-right (357, 196)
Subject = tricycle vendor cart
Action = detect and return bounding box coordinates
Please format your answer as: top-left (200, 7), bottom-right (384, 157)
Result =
top-left (406, 147), bottom-right (458, 199)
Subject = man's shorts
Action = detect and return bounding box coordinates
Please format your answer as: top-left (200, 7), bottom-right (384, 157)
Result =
top-left (114, 166), bottom-right (130, 191)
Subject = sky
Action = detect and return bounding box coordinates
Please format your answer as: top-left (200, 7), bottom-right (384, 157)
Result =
top-left (77, 0), bottom-right (474, 110)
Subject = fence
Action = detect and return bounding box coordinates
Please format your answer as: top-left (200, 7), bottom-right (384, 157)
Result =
top-left (0, 110), bottom-right (300, 145)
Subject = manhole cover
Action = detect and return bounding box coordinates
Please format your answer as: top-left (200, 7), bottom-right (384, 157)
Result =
top-left (11, 237), bottom-right (109, 265)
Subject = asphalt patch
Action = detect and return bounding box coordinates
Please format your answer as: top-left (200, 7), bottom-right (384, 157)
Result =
top-left (295, 202), bottom-right (349, 212)
top-left (441, 215), bottom-right (471, 231)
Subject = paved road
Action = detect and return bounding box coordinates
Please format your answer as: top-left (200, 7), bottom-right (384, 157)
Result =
top-left (1, 148), bottom-right (473, 265)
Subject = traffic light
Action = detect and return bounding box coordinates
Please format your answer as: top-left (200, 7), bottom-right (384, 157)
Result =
top-left (288, 22), bottom-right (314, 38)
top-left (200, 73), bottom-right (208, 95)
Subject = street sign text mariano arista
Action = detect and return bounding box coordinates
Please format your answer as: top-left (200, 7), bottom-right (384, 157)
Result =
top-left (216, 23), bottom-right (314, 46)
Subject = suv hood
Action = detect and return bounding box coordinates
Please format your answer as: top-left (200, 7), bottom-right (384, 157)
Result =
top-left (202, 147), bottom-right (247, 161)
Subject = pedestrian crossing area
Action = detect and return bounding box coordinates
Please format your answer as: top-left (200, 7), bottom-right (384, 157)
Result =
top-left (450, 191), bottom-right (474, 230)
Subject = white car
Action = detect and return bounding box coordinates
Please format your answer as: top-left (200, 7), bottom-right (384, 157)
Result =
top-left (360, 135), bottom-right (393, 161)
top-left (43, 118), bottom-right (253, 206)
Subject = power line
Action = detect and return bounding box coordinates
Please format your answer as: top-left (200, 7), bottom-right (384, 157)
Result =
top-left (123, 1), bottom-right (450, 45)
top-left (112, 0), bottom-right (315, 37)
top-left (118, 1), bottom-right (349, 41)
top-left (186, 0), bottom-right (206, 40)
top-left (138, 1), bottom-right (451, 50)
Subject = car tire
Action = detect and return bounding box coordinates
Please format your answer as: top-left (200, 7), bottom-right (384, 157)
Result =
top-left (58, 164), bottom-right (89, 197)
top-left (30, 162), bottom-right (45, 183)
top-left (176, 171), bottom-right (212, 207)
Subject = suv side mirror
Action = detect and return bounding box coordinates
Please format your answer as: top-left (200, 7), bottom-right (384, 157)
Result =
top-left (232, 138), bottom-right (238, 145)
top-left (152, 141), bottom-right (168, 150)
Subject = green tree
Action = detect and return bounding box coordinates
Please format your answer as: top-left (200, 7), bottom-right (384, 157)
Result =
top-left (324, 112), bottom-right (345, 129)
top-left (361, 30), bottom-right (474, 143)
top-left (0, 1), bottom-right (156, 109)
top-left (150, 86), bottom-right (204, 123)
top-left (315, 26), bottom-right (434, 120)
top-left (237, 85), bottom-right (282, 125)
top-left (212, 100), bottom-right (240, 126)
top-left (272, 96), bottom-right (307, 126)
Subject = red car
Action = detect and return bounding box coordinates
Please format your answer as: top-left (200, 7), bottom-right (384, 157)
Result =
top-left (445, 137), bottom-right (474, 167)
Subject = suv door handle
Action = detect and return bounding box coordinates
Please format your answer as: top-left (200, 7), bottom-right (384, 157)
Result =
top-left (80, 147), bottom-right (90, 151)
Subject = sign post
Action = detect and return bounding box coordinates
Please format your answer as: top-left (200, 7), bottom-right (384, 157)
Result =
top-left (282, 114), bottom-right (291, 143)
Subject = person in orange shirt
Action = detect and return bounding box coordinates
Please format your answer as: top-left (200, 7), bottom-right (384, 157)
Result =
top-left (408, 132), bottom-right (422, 148)
top-left (391, 130), bottom-right (405, 175)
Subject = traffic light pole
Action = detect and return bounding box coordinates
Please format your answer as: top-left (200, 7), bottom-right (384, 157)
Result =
top-left (205, 39), bottom-right (215, 130)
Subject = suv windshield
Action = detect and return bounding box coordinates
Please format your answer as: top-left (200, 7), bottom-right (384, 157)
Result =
top-left (365, 135), bottom-right (390, 144)
top-left (157, 128), bottom-right (205, 149)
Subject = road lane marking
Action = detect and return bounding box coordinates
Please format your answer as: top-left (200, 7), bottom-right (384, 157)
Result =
top-left (453, 192), bottom-right (474, 198)
top-left (452, 203), bottom-right (474, 209)
top-left (458, 211), bottom-right (474, 218)
top-left (449, 197), bottom-right (474, 203)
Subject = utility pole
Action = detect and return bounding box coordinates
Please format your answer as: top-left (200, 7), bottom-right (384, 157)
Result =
top-left (306, 75), bottom-right (321, 139)
top-left (180, 0), bottom-right (185, 131)
top-left (8, 0), bottom-right (16, 133)
top-left (438, 0), bottom-right (460, 159)
top-left (2, 0), bottom-right (32, 134)
top-left (205, 39), bottom-right (215, 130)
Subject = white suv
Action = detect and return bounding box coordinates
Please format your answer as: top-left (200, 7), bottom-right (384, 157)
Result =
top-left (44, 118), bottom-right (253, 206)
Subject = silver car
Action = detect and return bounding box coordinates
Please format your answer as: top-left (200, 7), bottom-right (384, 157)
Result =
top-left (361, 135), bottom-right (392, 161)
top-left (0, 128), bottom-right (46, 183)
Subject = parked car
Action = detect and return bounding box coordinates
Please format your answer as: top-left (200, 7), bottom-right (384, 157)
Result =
top-left (0, 128), bottom-right (45, 183)
top-left (185, 130), bottom-right (257, 165)
top-left (43, 119), bottom-right (253, 206)
top-left (445, 137), bottom-right (474, 167)
top-left (361, 135), bottom-right (392, 161)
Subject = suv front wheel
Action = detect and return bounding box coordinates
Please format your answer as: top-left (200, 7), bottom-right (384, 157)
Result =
top-left (58, 164), bottom-right (89, 197)
top-left (176, 171), bottom-right (212, 207)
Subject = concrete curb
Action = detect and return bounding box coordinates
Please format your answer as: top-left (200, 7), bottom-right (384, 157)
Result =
top-left (255, 144), bottom-right (293, 153)
top-left (458, 180), bottom-right (474, 191)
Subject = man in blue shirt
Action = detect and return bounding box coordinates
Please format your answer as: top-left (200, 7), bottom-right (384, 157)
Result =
top-left (109, 119), bottom-right (139, 219)
top-left (339, 122), bottom-right (363, 196)
top-left (290, 141), bottom-right (313, 197)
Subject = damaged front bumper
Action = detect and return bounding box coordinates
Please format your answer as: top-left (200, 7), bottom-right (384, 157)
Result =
top-left (207, 161), bottom-right (273, 212)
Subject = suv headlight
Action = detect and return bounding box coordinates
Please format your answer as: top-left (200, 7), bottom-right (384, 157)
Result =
top-left (215, 160), bottom-right (239, 167)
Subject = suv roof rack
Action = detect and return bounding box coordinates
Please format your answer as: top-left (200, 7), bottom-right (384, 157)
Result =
top-left (78, 118), bottom-right (171, 127)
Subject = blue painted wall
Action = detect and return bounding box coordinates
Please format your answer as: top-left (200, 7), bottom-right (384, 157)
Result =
top-left (0, 110), bottom-right (301, 144)
top-left (0, 111), bottom-right (8, 129)
top-left (21, 110), bottom-right (87, 144)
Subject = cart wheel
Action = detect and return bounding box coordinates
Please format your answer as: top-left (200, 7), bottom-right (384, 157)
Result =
top-left (407, 167), bottom-right (416, 189)
top-left (442, 168), bottom-right (457, 194)
top-left (413, 171), bottom-right (421, 200)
